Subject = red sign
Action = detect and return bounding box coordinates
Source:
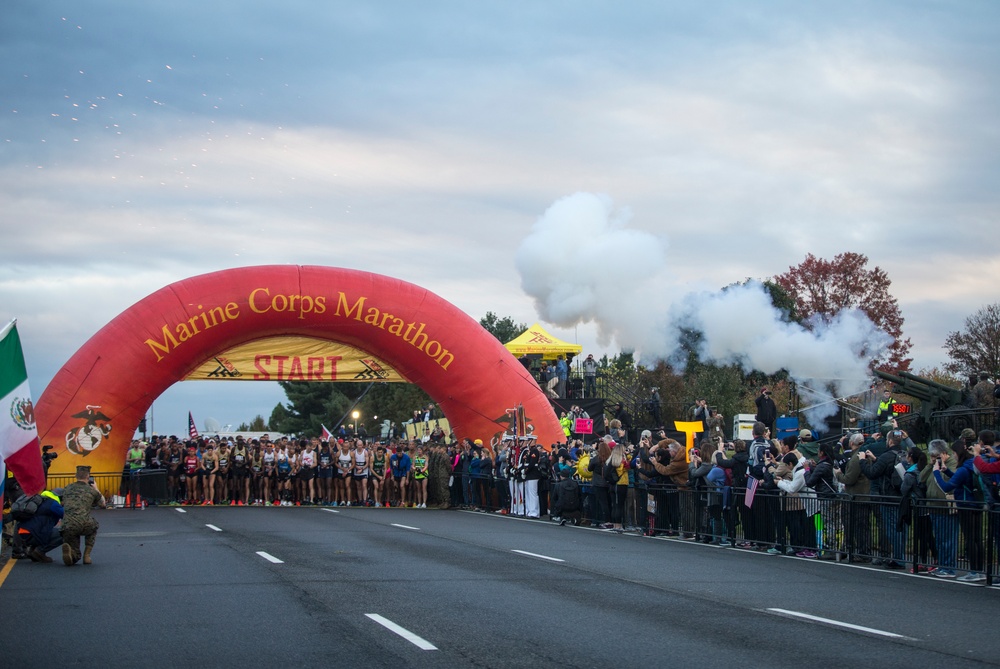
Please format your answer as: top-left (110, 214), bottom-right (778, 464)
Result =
top-left (891, 403), bottom-right (911, 415)
top-left (575, 418), bottom-right (594, 434)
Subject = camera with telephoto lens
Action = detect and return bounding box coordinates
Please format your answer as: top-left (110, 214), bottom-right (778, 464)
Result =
top-left (41, 445), bottom-right (58, 471)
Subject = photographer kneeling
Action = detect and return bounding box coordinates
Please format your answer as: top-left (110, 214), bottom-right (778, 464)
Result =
top-left (18, 489), bottom-right (64, 563)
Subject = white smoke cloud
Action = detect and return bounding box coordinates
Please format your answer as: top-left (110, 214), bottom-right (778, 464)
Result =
top-left (669, 283), bottom-right (893, 428)
top-left (514, 192), bottom-right (674, 353)
top-left (516, 192), bottom-right (894, 428)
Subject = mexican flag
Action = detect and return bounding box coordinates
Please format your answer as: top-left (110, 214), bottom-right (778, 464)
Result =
top-left (0, 320), bottom-right (46, 495)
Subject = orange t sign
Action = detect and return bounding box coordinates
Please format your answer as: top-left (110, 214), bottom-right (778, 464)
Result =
top-left (674, 421), bottom-right (702, 462)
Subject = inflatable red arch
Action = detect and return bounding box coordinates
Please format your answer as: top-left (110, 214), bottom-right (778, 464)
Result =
top-left (36, 265), bottom-right (562, 475)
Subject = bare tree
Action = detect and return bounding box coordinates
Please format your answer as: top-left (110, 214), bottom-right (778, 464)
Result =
top-left (944, 303), bottom-right (1000, 377)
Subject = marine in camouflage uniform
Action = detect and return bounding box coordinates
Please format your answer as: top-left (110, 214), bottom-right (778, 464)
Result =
top-left (972, 374), bottom-right (999, 428)
top-left (706, 413), bottom-right (725, 445)
top-left (973, 374), bottom-right (995, 409)
top-left (60, 466), bottom-right (105, 566)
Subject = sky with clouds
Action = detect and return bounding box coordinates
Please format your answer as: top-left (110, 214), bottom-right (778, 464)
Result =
top-left (2, 1), bottom-right (997, 437)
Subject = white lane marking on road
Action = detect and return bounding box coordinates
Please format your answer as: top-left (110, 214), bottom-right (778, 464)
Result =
top-left (256, 551), bottom-right (284, 564)
top-left (206, 524), bottom-right (222, 532)
top-left (391, 523), bottom-right (420, 530)
top-left (512, 549), bottom-right (565, 563)
top-left (175, 508), bottom-right (187, 514)
top-left (321, 508), bottom-right (340, 514)
top-left (766, 609), bottom-right (915, 640)
top-left (365, 614), bottom-right (438, 651)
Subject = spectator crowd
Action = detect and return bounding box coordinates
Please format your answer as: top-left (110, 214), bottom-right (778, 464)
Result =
top-left (10, 411), bottom-right (999, 584)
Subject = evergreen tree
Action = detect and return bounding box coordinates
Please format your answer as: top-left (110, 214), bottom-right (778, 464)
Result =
top-left (479, 311), bottom-right (528, 343)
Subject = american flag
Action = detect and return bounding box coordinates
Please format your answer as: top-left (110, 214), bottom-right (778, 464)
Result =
top-left (321, 424), bottom-right (333, 441)
top-left (188, 411), bottom-right (199, 439)
top-left (744, 475), bottom-right (759, 508)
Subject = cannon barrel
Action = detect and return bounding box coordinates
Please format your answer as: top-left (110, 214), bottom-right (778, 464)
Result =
top-left (873, 369), bottom-right (936, 403)
top-left (898, 371), bottom-right (964, 400)
top-left (873, 369), bottom-right (906, 386)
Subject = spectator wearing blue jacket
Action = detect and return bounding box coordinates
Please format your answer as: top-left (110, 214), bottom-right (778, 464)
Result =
top-left (933, 441), bottom-right (986, 582)
top-left (555, 355), bottom-right (569, 398)
top-left (468, 447), bottom-right (482, 508)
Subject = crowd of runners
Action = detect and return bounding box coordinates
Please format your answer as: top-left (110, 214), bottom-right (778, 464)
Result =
top-left (131, 434), bottom-right (441, 508)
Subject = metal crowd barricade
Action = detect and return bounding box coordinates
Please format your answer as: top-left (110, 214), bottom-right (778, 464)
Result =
top-left (44, 469), bottom-right (170, 507)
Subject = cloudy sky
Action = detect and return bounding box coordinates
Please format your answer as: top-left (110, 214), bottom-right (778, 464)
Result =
top-left (2, 1), bottom-right (997, 436)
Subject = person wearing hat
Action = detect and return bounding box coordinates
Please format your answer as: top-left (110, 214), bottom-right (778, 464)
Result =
top-left (60, 465), bottom-right (106, 566)
top-left (796, 429), bottom-right (818, 461)
top-left (754, 387), bottom-right (777, 437)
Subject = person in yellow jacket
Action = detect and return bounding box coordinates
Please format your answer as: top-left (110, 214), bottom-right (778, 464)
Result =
top-left (560, 412), bottom-right (573, 439)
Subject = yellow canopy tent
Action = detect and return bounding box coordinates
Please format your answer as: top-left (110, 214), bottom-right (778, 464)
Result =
top-left (504, 323), bottom-right (583, 360)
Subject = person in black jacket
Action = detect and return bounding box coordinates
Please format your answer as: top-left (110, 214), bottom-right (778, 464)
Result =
top-left (611, 404), bottom-right (633, 443)
top-left (805, 442), bottom-right (841, 559)
top-left (551, 470), bottom-right (582, 526)
top-left (588, 440), bottom-right (612, 528)
top-left (688, 445), bottom-right (715, 543)
top-left (755, 387), bottom-right (777, 436)
top-left (521, 442), bottom-right (542, 519)
top-left (860, 430), bottom-right (909, 569)
top-left (899, 446), bottom-right (933, 573)
top-left (714, 440), bottom-right (749, 547)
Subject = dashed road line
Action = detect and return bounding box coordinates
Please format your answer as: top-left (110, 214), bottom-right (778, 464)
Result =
top-left (511, 549), bottom-right (564, 563)
top-left (365, 614), bottom-right (437, 651)
top-left (766, 608), bottom-right (915, 640)
top-left (391, 523), bottom-right (420, 531)
top-left (256, 551), bottom-right (284, 564)
top-left (206, 524), bottom-right (222, 532)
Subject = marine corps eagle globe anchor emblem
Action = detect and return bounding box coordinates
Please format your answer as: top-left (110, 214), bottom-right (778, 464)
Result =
top-left (66, 405), bottom-right (113, 456)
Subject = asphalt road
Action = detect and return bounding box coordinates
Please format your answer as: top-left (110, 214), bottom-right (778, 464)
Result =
top-left (2, 506), bottom-right (998, 668)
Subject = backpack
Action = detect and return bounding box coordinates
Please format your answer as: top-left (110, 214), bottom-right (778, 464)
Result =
top-left (11, 493), bottom-right (44, 521)
top-left (970, 470), bottom-right (997, 508)
top-left (603, 458), bottom-right (620, 486)
top-left (887, 449), bottom-right (907, 494)
top-left (557, 478), bottom-right (581, 511)
top-left (747, 439), bottom-right (768, 479)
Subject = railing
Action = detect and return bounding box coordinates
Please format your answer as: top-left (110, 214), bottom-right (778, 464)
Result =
top-left (466, 474), bottom-right (1000, 585)
top-left (929, 407), bottom-right (998, 442)
top-left (44, 469), bottom-right (169, 506)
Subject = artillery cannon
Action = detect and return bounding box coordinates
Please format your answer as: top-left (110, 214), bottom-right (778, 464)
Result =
top-left (873, 369), bottom-right (991, 442)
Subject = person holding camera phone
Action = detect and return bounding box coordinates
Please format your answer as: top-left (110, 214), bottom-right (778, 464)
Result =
top-left (933, 436), bottom-right (987, 582)
top-left (859, 428), bottom-right (911, 570)
top-left (755, 387), bottom-right (777, 437)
